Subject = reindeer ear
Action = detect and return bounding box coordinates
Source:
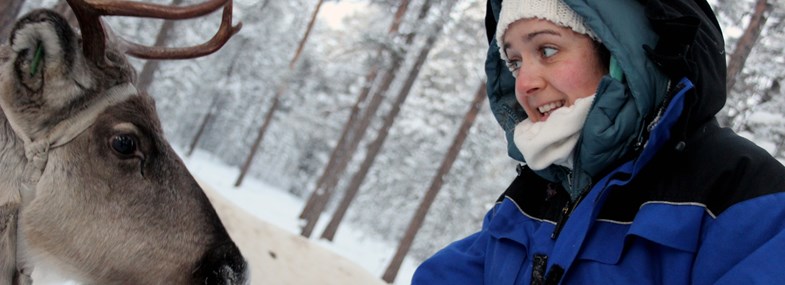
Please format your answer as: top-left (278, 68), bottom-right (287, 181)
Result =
top-left (2, 9), bottom-right (100, 143)
top-left (9, 9), bottom-right (80, 92)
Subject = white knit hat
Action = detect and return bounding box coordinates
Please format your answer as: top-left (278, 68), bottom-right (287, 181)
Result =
top-left (496, 0), bottom-right (598, 63)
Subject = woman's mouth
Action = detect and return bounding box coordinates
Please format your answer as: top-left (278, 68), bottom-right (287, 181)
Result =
top-left (537, 100), bottom-right (565, 120)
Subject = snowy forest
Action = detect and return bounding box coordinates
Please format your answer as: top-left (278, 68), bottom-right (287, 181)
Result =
top-left (3, 0), bottom-right (784, 281)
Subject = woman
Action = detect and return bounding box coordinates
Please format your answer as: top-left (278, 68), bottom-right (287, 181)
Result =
top-left (413, 0), bottom-right (785, 284)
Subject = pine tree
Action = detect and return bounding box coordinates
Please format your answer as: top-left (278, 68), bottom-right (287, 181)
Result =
top-left (235, 0), bottom-right (325, 187)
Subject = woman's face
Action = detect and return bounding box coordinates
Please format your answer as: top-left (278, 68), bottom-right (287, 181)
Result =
top-left (502, 18), bottom-right (606, 122)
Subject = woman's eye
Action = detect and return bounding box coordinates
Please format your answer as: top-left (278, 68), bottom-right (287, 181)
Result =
top-left (507, 60), bottom-right (522, 71)
top-left (541, 47), bottom-right (558, 58)
top-left (110, 134), bottom-right (137, 156)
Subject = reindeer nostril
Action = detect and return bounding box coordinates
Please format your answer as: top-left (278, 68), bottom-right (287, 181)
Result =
top-left (193, 242), bottom-right (248, 285)
top-left (219, 265), bottom-right (235, 284)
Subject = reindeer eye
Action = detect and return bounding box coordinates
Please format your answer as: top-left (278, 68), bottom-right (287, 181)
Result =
top-left (110, 134), bottom-right (137, 156)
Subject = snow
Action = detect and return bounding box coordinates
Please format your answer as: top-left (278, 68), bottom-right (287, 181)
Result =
top-left (724, 26), bottom-right (744, 39)
top-left (183, 148), bottom-right (420, 285)
top-left (321, 1), bottom-right (369, 30)
top-left (756, 140), bottom-right (778, 155)
top-left (747, 111), bottom-right (785, 124)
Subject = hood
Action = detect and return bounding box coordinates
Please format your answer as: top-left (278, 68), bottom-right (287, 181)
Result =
top-left (484, 0), bottom-right (727, 194)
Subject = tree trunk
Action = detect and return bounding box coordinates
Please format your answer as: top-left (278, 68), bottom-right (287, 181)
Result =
top-left (387, 0), bottom-right (410, 35)
top-left (321, 80), bottom-right (483, 240)
top-left (234, 85), bottom-right (284, 187)
top-left (726, 0), bottom-right (771, 92)
top-left (298, 63), bottom-right (380, 220)
top-left (0, 0), bottom-right (25, 43)
top-left (299, 0), bottom-right (427, 237)
top-left (234, 0), bottom-right (324, 187)
top-left (186, 95), bottom-right (220, 157)
top-left (382, 81), bottom-right (487, 283)
top-left (312, 0), bottom-right (452, 248)
top-left (299, 0), bottom-right (415, 222)
top-left (186, 39), bottom-right (247, 157)
top-left (298, 65), bottom-right (392, 237)
top-left (289, 0), bottom-right (324, 69)
top-left (135, 0), bottom-right (184, 91)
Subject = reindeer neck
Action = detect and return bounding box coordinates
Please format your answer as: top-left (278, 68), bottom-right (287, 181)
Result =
top-left (0, 109), bottom-right (25, 154)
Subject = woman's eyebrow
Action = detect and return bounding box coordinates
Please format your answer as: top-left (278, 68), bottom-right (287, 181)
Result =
top-left (527, 29), bottom-right (561, 41)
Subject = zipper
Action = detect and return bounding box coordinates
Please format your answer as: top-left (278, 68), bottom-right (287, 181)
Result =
top-left (638, 79), bottom-right (674, 152)
top-left (557, 171), bottom-right (574, 238)
top-left (550, 189), bottom-right (585, 240)
top-left (550, 146), bottom-right (583, 240)
top-left (550, 201), bottom-right (572, 240)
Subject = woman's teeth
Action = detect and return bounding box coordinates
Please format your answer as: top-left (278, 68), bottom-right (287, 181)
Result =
top-left (538, 101), bottom-right (564, 115)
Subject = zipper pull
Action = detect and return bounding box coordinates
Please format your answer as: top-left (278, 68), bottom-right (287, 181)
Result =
top-left (551, 200), bottom-right (572, 240)
top-left (552, 172), bottom-right (574, 240)
top-left (550, 189), bottom-right (586, 240)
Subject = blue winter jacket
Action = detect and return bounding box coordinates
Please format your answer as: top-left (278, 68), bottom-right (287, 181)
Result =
top-left (412, 0), bottom-right (785, 284)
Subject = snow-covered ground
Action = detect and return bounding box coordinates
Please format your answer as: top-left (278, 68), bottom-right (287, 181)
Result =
top-left (183, 149), bottom-right (420, 285)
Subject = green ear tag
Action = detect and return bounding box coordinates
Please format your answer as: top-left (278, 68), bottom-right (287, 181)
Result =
top-left (30, 43), bottom-right (44, 76)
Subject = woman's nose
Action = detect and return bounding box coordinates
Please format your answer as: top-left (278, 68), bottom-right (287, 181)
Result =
top-left (514, 66), bottom-right (544, 97)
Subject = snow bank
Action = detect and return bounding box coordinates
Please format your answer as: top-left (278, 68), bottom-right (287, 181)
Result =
top-left (199, 180), bottom-right (387, 285)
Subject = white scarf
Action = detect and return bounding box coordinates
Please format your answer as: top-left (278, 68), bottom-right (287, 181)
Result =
top-left (513, 95), bottom-right (595, 170)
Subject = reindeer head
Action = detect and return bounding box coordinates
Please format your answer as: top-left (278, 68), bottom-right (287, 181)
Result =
top-left (0, 1), bottom-right (246, 284)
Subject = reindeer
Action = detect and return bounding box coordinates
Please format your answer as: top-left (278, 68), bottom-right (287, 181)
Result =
top-left (0, 0), bottom-right (248, 284)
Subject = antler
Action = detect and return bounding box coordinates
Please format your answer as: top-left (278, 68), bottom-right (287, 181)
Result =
top-left (66, 0), bottom-right (242, 63)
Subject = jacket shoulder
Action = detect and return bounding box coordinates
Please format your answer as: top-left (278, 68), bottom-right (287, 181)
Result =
top-left (690, 124), bottom-right (785, 213)
top-left (600, 121), bottom-right (785, 221)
